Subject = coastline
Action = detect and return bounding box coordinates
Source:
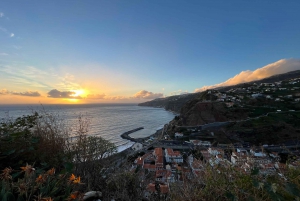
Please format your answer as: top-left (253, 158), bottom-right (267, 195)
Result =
top-left (117, 128), bottom-right (163, 155)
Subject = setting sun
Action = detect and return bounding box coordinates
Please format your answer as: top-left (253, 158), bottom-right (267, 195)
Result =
top-left (71, 89), bottom-right (87, 98)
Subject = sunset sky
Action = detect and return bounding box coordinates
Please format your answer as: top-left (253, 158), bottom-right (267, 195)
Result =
top-left (1, 1), bottom-right (300, 104)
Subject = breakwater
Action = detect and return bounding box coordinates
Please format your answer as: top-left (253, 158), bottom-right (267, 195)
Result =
top-left (120, 127), bottom-right (144, 142)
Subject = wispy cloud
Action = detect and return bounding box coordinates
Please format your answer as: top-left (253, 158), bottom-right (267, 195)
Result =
top-left (0, 65), bottom-right (53, 89)
top-left (55, 73), bottom-right (81, 90)
top-left (0, 12), bottom-right (4, 18)
top-left (47, 89), bottom-right (82, 99)
top-left (195, 59), bottom-right (300, 92)
top-left (0, 53), bottom-right (9, 56)
top-left (0, 26), bottom-right (15, 38)
top-left (0, 89), bottom-right (41, 97)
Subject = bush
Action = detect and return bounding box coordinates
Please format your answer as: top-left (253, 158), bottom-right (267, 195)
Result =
top-left (0, 164), bottom-right (83, 201)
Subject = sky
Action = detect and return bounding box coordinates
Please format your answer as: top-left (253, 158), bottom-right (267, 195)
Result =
top-left (1, 0), bottom-right (300, 104)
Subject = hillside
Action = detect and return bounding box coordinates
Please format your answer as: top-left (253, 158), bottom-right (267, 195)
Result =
top-left (138, 92), bottom-right (201, 113)
top-left (139, 70), bottom-right (300, 113)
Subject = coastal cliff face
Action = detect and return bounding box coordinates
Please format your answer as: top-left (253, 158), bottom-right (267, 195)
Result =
top-left (172, 100), bottom-right (248, 126)
top-left (138, 93), bottom-right (201, 113)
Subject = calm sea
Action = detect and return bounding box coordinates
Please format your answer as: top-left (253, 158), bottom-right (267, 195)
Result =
top-left (0, 104), bottom-right (175, 151)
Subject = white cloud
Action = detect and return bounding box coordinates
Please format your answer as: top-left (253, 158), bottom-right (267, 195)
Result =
top-left (133, 90), bottom-right (164, 99)
top-left (10, 33), bottom-right (14, 37)
top-left (0, 53), bottom-right (9, 56)
top-left (195, 59), bottom-right (300, 92)
top-left (0, 12), bottom-right (4, 18)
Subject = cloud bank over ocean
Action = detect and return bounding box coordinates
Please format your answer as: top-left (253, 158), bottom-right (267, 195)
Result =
top-left (195, 59), bottom-right (300, 92)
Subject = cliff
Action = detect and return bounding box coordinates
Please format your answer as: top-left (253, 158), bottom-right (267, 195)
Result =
top-left (138, 92), bottom-right (202, 113)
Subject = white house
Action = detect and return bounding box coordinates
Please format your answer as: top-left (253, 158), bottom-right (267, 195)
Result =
top-left (208, 147), bottom-right (224, 156)
top-left (175, 132), bottom-right (184, 138)
top-left (165, 148), bottom-right (183, 163)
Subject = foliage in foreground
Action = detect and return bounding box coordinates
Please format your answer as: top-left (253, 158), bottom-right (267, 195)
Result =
top-left (0, 111), bottom-right (118, 199)
top-left (0, 164), bottom-right (83, 201)
top-left (169, 164), bottom-right (300, 201)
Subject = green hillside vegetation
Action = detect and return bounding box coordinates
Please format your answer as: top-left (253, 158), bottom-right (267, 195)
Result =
top-left (225, 112), bottom-right (300, 145)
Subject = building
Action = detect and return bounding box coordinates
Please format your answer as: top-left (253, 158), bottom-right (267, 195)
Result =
top-left (231, 152), bottom-right (247, 165)
top-left (165, 148), bottom-right (183, 163)
top-left (174, 132), bottom-right (184, 138)
top-left (208, 147), bottom-right (224, 156)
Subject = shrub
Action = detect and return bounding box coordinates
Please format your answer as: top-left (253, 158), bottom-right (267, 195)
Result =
top-left (0, 164), bottom-right (83, 201)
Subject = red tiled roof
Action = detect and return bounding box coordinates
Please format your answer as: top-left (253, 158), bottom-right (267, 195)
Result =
top-left (160, 184), bottom-right (169, 194)
top-left (192, 159), bottom-right (203, 169)
top-left (147, 183), bottom-right (156, 192)
top-left (156, 156), bottom-right (163, 164)
top-left (155, 170), bottom-right (172, 177)
top-left (154, 147), bottom-right (163, 156)
top-left (143, 164), bottom-right (155, 169)
top-left (166, 148), bottom-right (181, 156)
top-left (147, 183), bottom-right (169, 194)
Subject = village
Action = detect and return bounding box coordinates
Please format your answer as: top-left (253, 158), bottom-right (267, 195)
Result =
top-left (126, 76), bottom-right (300, 199)
top-left (129, 140), bottom-right (300, 198)
top-left (207, 77), bottom-right (300, 108)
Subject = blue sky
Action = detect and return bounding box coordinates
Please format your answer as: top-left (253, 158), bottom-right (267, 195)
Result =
top-left (0, 0), bottom-right (300, 103)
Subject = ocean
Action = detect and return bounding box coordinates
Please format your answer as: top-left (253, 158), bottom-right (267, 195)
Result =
top-left (0, 104), bottom-right (175, 152)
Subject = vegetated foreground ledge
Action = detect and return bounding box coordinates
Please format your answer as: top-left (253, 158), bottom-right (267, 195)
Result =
top-left (120, 127), bottom-right (144, 142)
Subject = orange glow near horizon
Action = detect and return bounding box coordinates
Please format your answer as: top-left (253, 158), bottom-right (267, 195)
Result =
top-left (71, 89), bottom-right (87, 97)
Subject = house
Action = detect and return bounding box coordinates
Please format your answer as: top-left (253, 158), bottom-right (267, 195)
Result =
top-left (251, 93), bottom-right (263, 98)
top-left (295, 98), bottom-right (300, 102)
top-left (165, 148), bottom-right (183, 163)
top-left (231, 152), bottom-right (247, 165)
top-left (269, 152), bottom-right (280, 161)
top-left (250, 148), bottom-right (266, 157)
top-left (247, 156), bottom-right (271, 166)
top-left (146, 183), bottom-right (169, 195)
top-left (208, 147), bottom-right (224, 156)
top-left (175, 132), bottom-right (184, 138)
top-left (266, 95), bottom-right (272, 99)
top-left (259, 163), bottom-right (276, 175)
top-left (155, 169), bottom-right (173, 183)
top-left (151, 148), bottom-right (164, 170)
top-left (275, 162), bottom-right (287, 173)
top-left (200, 150), bottom-right (211, 163)
top-left (143, 164), bottom-right (156, 171)
top-left (135, 153), bottom-right (154, 166)
top-left (236, 148), bottom-right (248, 155)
